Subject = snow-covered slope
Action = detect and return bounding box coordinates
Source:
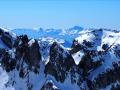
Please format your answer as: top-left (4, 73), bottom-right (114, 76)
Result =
top-left (0, 66), bottom-right (14, 90)
top-left (0, 27), bottom-right (120, 90)
top-left (70, 29), bottom-right (120, 90)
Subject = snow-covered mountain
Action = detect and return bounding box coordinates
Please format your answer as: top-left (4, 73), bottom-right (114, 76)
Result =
top-left (0, 27), bottom-right (120, 90)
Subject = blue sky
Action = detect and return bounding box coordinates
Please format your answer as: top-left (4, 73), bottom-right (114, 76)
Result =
top-left (0, 0), bottom-right (120, 29)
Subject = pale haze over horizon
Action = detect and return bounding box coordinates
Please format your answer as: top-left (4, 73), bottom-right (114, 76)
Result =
top-left (0, 0), bottom-right (120, 30)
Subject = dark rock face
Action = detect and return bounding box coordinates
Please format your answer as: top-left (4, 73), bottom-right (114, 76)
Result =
top-left (45, 42), bottom-right (75, 83)
top-left (1, 31), bottom-right (13, 48)
top-left (14, 36), bottom-right (41, 75)
top-left (0, 48), bottom-right (5, 57)
top-left (78, 51), bottom-right (103, 77)
top-left (24, 39), bottom-right (41, 69)
top-left (70, 39), bottom-right (83, 54)
top-left (1, 35), bottom-right (41, 77)
top-left (68, 51), bottom-right (104, 89)
top-left (87, 61), bottom-right (120, 90)
top-left (0, 28), bottom-right (4, 35)
top-left (1, 51), bottom-right (16, 72)
top-left (102, 44), bottom-right (109, 50)
top-left (83, 40), bottom-right (93, 48)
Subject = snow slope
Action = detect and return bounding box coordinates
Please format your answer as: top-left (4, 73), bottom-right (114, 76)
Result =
top-left (0, 66), bottom-right (14, 90)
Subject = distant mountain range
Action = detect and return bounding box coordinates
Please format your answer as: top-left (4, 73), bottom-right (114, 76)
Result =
top-left (12, 26), bottom-right (83, 47)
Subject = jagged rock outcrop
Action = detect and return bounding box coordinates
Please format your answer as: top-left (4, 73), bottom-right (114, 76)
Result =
top-left (24, 39), bottom-right (41, 71)
top-left (45, 42), bottom-right (75, 83)
top-left (1, 51), bottom-right (16, 72)
top-left (86, 61), bottom-right (120, 90)
top-left (0, 28), bottom-right (13, 48)
top-left (15, 36), bottom-right (41, 65)
top-left (41, 80), bottom-right (59, 90)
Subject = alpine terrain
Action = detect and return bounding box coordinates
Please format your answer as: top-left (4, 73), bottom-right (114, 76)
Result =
top-left (0, 27), bottom-right (120, 90)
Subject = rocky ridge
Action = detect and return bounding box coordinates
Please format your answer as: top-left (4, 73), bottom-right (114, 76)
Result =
top-left (0, 28), bottom-right (120, 90)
